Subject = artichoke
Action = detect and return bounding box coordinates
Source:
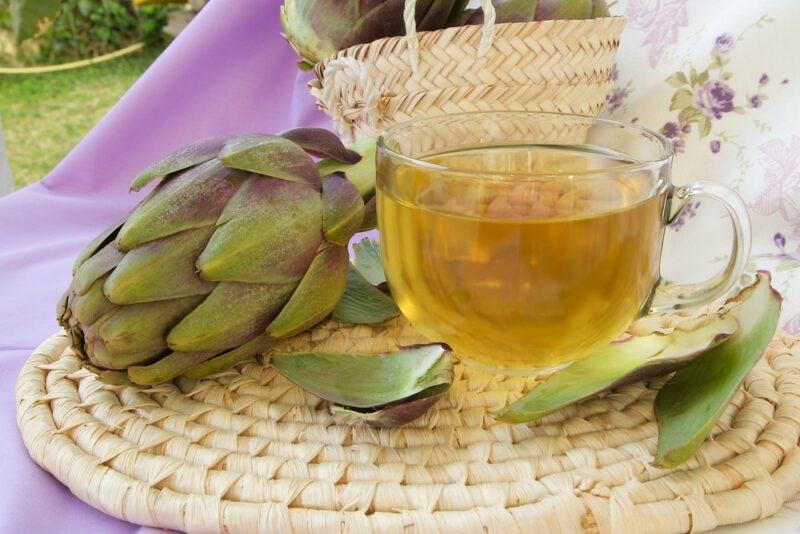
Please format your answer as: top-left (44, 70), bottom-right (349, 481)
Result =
top-left (280, 0), bottom-right (461, 69)
top-left (58, 128), bottom-right (375, 385)
top-left (454, 0), bottom-right (610, 25)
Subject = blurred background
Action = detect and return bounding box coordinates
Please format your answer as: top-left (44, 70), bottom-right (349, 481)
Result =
top-left (0, 0), bottom-right (205, 192)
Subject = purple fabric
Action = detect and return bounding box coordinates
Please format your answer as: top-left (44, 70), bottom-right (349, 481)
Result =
top-left (0, 1), bottom-right (329, 530)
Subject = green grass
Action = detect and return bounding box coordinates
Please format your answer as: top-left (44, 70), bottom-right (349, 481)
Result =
top-left (0, 46), bottom-right (163, 188)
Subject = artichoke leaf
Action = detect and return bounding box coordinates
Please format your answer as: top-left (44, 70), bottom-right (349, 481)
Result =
top-left (272, 343), bottom-right (452, 421)
top-left (493, 309), bottom-right (741, 424)
top-left (332, 266), bottom-right (399, 324)
top-left (654, 272), bottom-right (781, 468)
top-left (280, 128), bottom-right (361, 163)
top-left (219, 134), bottom-right (321, 188)
top-left (182, 335), bottom-right (272, 379)
top-left (128, 350), bottom-right (218, 385)
top-left (266, 244), bottom-right (350, 339)
top-left (322, 174), bottom-right (365, 246)
top-left (130, 137), bottom-right (227, 191)
top-left (119, 161), bottom-right (247, 250)
top-left (73, 242), bottom-right (125, 296)
top-left (317, 138), bottom-right (376, 200)
top-left (331, 394), bottom-right (444, 427)
top-left (72, 219), bottom-right (124, 274)
top-left (352, 238), bottom-right (387, 287)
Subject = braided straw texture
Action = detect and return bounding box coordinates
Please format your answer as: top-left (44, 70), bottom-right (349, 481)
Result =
top-left (16, 319), bottom-right (800, 533)
top-left (309, 17), bottom-right (626, 142)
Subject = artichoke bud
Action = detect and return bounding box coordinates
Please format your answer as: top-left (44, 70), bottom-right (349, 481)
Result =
top-left (58, 128), bottom-right (377, 385)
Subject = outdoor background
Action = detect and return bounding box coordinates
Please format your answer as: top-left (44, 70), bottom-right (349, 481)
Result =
top-left (0, 0), bottom-right (199, 189)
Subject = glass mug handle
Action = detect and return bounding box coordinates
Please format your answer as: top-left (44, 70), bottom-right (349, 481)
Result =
top-left (649, 181), bottom-right (752, 313)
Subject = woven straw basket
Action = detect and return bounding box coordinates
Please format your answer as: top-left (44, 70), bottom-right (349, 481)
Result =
top-left (309, 8), bottom-right (626, 143)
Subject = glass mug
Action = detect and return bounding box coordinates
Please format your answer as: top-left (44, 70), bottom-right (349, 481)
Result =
top-left (376, 111), bottom-right (751, 375)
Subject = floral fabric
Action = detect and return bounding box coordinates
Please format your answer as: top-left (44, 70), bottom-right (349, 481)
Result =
top-left (607, 0), bottom-right (800, 335)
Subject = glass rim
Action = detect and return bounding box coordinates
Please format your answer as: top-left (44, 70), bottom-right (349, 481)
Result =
top-left (376, 111), bottom-right (674, 180)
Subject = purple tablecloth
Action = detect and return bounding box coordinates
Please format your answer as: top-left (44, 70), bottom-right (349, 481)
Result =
top-left (0, 1), bottom-right (327, 530)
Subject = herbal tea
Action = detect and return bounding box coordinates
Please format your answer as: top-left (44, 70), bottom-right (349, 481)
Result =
top-left (377, 145), bottom-right (668, 373)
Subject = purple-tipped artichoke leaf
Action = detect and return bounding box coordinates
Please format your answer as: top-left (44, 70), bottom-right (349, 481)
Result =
top-left (655, 272), bottom-right (781, 468)
top-left (493, 311), bottom-right (739, 424)
top-left (317, 138), bottom-right (376, 199)
top-left (199, 177), bottom-right (323, 284)
top-left (280, 127), bottom-right (361, 163)
top-left (219, 134), bottom-right (321, 188)
top-left (119, 161), bottom-right (247, 250)
top-left (332, 266), bottom-right (399, 324)
top-left (272, 343), bottom-right (453, 411)
top-left (330, 394), bottom-right (443, 427)
top-left (130, 137), bottom-right (227, 191)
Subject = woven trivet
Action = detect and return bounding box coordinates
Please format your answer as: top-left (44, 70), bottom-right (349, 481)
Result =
top-left (16, 319), bottom-right (800, 533)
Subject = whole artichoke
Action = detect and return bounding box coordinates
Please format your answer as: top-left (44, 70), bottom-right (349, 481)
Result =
top-left (58, 128), bottom-right (374, 385)
top-left (280, 0), bottom-right (463, 69)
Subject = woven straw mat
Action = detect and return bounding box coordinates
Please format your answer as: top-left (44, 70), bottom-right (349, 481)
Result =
top-left (16, 315), bottom-right (800, 533)
top-left (310, 17), bottom-right (626, 142)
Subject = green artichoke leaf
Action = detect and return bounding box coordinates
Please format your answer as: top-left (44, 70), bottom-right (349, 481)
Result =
top-left (72, 219), bottom-right (124, 274)
top-left (73, 242), bottom-right (125, 296)
top-left (465, 0), bottom-right (539, 23)
top-left (130, 137), bottom-right (227, 191)
top-left (181, 335), bottom-right (272, 380)
top-left (317, 138), bottom-right (376, 200)
top-left (105, 226), bottom-right (216, 304)
top-left (654, 272), bottom-right (781, 468)
top-left (127, 350), bottom-right (218, 385)
top-left (331, 394), bottom-right (444, 427)
top-left (322, 174), bottom-right (365, 246)
top-left (266, 244), bottom-right (350, 339)
top-left (167, 281), bottom-right (294, 353)
top-left (219, 134), bottom-right (321, 189)
top-left (272, 343), bottom-right (452, 412)
top-left (492, 311), bottom-right (743, 425)
top-left (199, 177), bottom-right (323, 284)
top-left (332, 266), bottom-right (399, 324)
top-left (69, 275), bottom-right (118, 326)
top-left (119, 160), bottom-right (247, 250)
top-left (280, 128), bottom-right (361, 163)
top-left (352, 238), bottom-right (387, 286)
top-left (99, 295), bottom-right (206, 354)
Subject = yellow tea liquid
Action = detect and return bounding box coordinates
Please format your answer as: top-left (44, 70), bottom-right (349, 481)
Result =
top-left (377, 145), bottom-right (667, 373)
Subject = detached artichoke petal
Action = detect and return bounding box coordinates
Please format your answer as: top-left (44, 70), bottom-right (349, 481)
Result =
top-left (330, 394), bottom-right (444, 428)
top-left (352, 238), bottom-right (387, 286)
top-left (266, 244), bottom-right (350, 339)
top-left (280, 128), bottom-right (361, 163)
top-left (272, 343), bottom-right (453, 411)
top-left (332, 266), bottom-right (399, 324)
top-left (493, 307), bottom-right (740, 424)
top-left (130, 137), bottom-right (227, 191)
top-left (322, 174), bottom-right (365, 246)
top-left (219, 134), bottom-right (321, 189)
top-left (655, 272), bottom-right (781, 468)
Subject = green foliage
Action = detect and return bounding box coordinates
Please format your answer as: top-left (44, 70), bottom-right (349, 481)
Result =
top-left (8, 0), bottom-right (174, 65)
top-left (8, 0), bottom-right (60, 43)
